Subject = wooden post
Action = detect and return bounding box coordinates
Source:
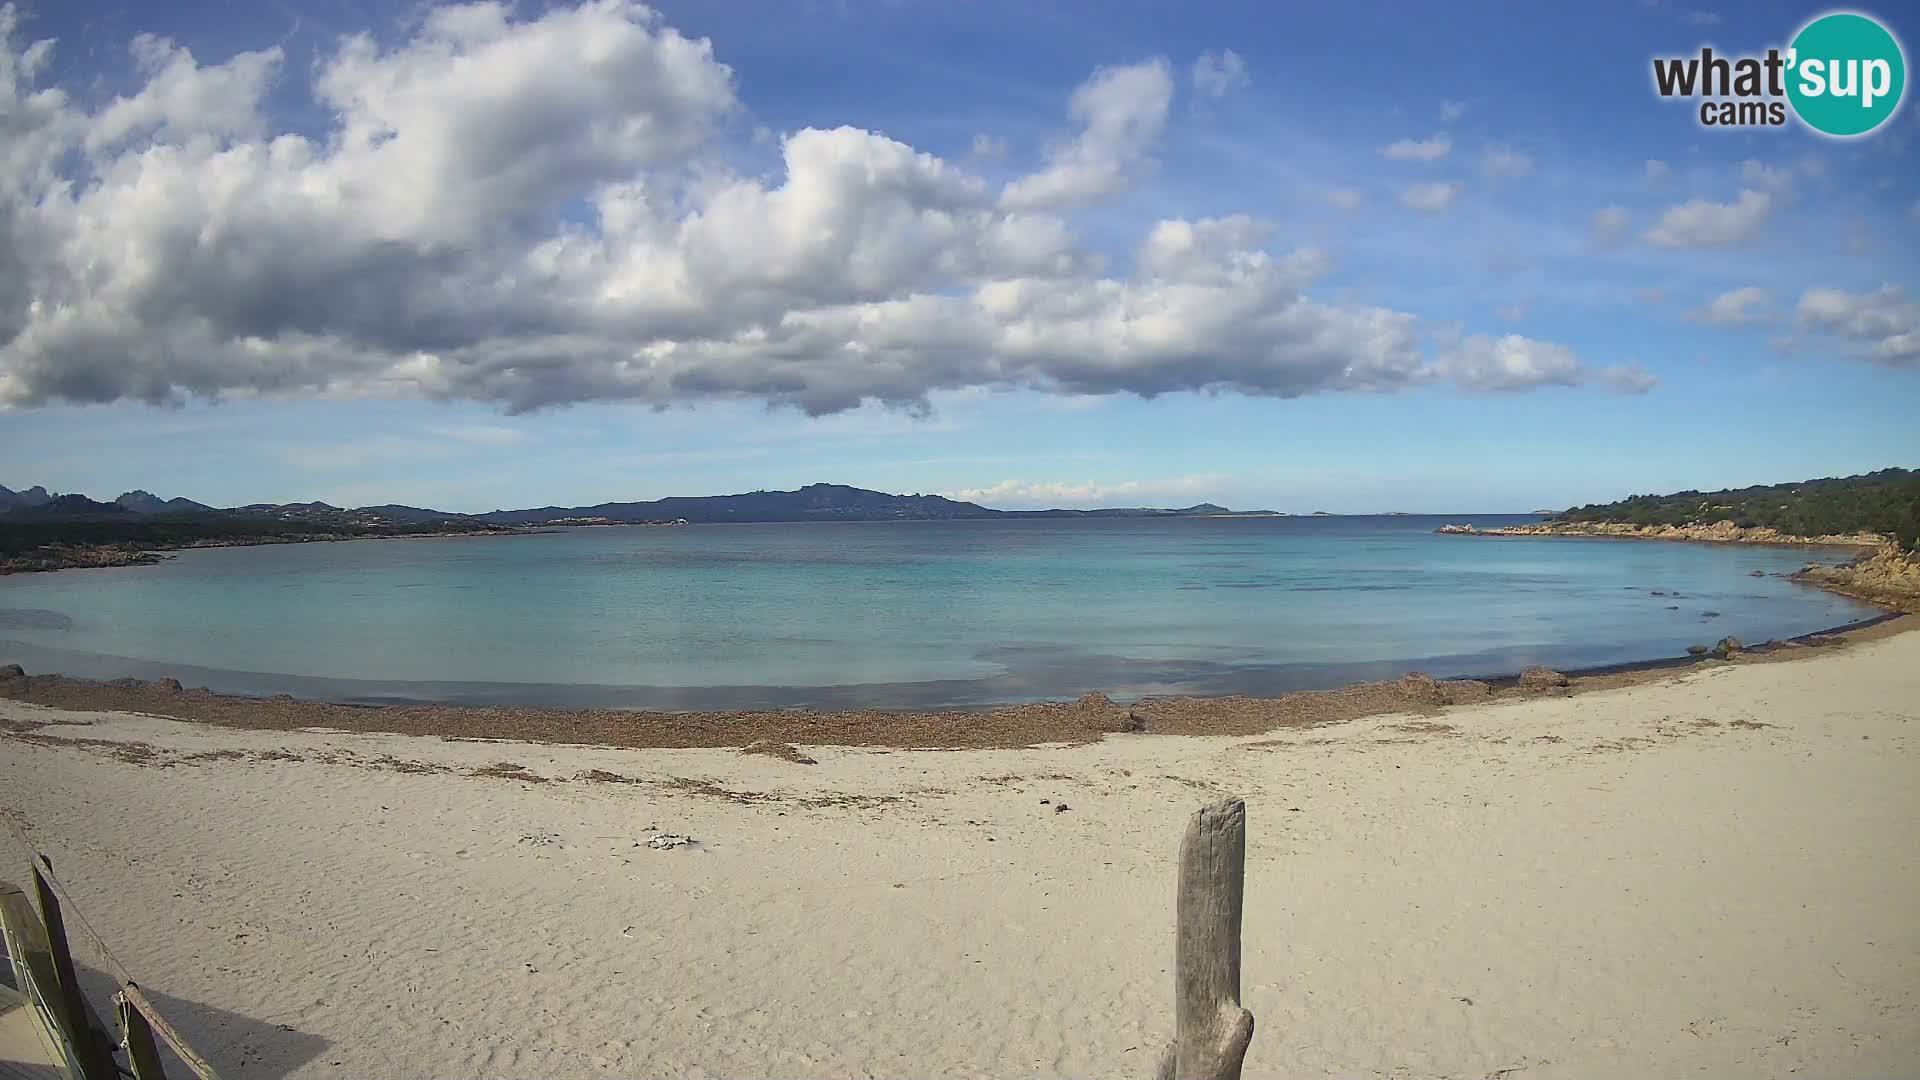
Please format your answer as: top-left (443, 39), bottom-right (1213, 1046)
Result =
top-left (119, 989), bottom-right (169, 1080)
top-left (1153, 798), bottom-right (1254, 1080)
top-left (33, 860), bottom-right (120, 1080)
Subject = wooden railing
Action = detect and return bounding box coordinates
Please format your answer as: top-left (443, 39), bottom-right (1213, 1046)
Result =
top-left (4, 799), bottom-right (1250, 1080)
top-left (2, 822), bottom-right (219, 1080)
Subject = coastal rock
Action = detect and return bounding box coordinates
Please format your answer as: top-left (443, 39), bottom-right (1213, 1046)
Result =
top-left (1750, 569), bottom-right (1767, 577)
top-left (1687, 644), bottom-right (1711, 656)
top-left (1396, 672), bottom-right (1445, 706)
top-left (1712, 636), bottom-right (1744, 660)
top-left (1435, 524), bottom-right (1481, 535)
top-left (739, 740), bottom-right (817, 766)
top-left (155, 677), bottom-right (183, 693)
top-left (0, 663), bottom-right (22, 679)
top-left (1075, 691), bottom-right (1144, 733)
top-left (1517, 666), bottom-right (1570, 692)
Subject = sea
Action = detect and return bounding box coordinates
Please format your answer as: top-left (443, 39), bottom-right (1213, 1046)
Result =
top-left (0, 516), bottom-right (1882, 710)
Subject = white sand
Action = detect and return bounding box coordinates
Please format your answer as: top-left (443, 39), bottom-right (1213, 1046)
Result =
top-left (3, 636), bottom-right (1917, 1080)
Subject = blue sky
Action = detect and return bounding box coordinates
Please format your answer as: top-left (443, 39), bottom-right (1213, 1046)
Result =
top-left (0, 0), bottom-right (1914, 513)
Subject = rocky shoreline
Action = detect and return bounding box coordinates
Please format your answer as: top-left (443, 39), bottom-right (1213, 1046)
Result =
top-left (1435, 519), bottom-right (1886, 547)
top-left (0, 527), bottom-right (532, 577)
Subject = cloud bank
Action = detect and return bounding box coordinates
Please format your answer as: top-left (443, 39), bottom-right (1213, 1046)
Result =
top-left (0, 1), bottom-right (1606, 414)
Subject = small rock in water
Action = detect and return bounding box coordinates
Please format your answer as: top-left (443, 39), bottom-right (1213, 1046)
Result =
top-left (1700, 611), bottom-right (1722, 619)
top-left (1687, 644), bottom-right (1711, 656)
top-left (1750, 569), bottom-right (1767, 577)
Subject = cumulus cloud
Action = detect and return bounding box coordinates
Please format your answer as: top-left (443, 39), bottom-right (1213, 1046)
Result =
top-left (0, 3), bottom-right (1617, 415)
top-left (1482, 144), bottom-right (1533, 178)
top-left (1797, 286), bottom-right (1919, 367)
top-left (945, 475), bottom-right (1228, 509)
top-left (1436, 334), bottom-right (1586, 392)
top-left (1688, 286), bottom-right (1771, 327)
top-left (1739, 158), bottom-right (1794, 195)
top-left (1191, 49), bottom-right (1248, 98)
top-left (1381, 133), bottom-right (1452, 161)
top-left (1643, 189), bottom-right (1774, 247)
top-left (998, 58), bottom-right (1172, 210)
top-left (1327, 188), bottom-right (1363, 210)
top-left (1592, 206), bottom-right (1632, 241)
top-left (1400, 181), bottom-right (1460, 212)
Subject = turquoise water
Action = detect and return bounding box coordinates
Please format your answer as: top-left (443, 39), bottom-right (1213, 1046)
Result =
top-left (0, 517), bottom-right (1880, 709)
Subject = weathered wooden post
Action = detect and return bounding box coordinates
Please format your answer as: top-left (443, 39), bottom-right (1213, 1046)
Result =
top-left (1153, 798), bottom-right (1254, 1080)
top-left (118, 987), bottom-right (169, 1079)
top-left (33, 858), bottom-right (121, 1080)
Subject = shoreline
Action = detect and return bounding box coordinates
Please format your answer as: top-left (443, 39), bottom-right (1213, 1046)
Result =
top-left (4, 609), bottom-right (1909, 751)
top-left (1436, 519), bottom-right (1886, 548)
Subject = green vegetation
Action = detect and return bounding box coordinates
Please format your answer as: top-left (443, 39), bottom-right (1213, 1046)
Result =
top-left (1562, 468), bottom-right (1920, 551)
top-left (0, 513), bottom-right (505, 559)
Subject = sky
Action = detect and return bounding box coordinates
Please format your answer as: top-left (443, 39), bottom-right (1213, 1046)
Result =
top-left (0, 0), bottom-right (1914, 514)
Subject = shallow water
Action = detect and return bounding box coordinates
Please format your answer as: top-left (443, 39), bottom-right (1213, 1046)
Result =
top-left (0, 516), bottom-right (1880, 709)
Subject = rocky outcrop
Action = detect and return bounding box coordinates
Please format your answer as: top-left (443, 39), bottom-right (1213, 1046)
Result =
top-left (0, 663), bottom-right (23, 679)
top-left (1712, 637), bottom-right (1744, 660)
top-left (1396, 672), bottom-right (1445, 706)
top-left (1436, 519), bottom-right (1884, 548)
top-left (1791, 547), bottom-right (1920, 612)
top-left (1517, 665), bottom-right (1570, 692)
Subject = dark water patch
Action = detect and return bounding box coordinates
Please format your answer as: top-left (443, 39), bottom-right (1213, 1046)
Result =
top-left (0, 609), bottom-right (73, 631)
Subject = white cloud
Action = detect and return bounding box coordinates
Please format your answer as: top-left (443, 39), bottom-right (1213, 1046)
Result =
top-left (1381, 133), bottom-right (1452, 161)
top-left (1592, 205), bottom-right (1632, 241)
top-left (1644, 159), bottom-right (1670, 183)
top-left (1688, 286), bottom-right (1770, 327)
top-left (1327, 187), bottom-right (1363, 210)
top-left (1437, 334), bottom-right (1585, 392)
top-left (1440, 100), bottom-right (1466, 123)
top-left (969, 133), bottom-right (1007, 160)
top-left (946, 474), bottom-right (1227, 509)
top-left (1400, 181), bottom-right (1460, 212)
top-left (999, 58), bottom-right (1172, 210)
top-left (1797, 286), bottom-right (1919, 367)
top-left (1643, 189), bottom-right (1773, 248)
top-left (1191, 49), bottom-right (1248, 98)
top-left (0, 4), bottom-right (1622, 416)
top-left (426, 423), bottom-right (528, 447)
top-left (1599, 363), bottom-right (1659, 394)
top-left (1482, 144), bottom-right (1533, 178)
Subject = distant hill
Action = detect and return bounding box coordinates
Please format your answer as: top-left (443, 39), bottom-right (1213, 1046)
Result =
top-left (115, 490), bottom-right (213, 514)
top-left (0, 484), bottom-right (52, 512)
top-left (1561, 468), bottom-right (1919, 551)
top-left (4, 494), bottom-right (130, 518)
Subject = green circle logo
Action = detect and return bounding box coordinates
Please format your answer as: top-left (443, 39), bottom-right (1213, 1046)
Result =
top-left (1786, 12), bottom-right (1906, 137)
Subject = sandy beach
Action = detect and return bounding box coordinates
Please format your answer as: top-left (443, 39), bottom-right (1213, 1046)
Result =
top-left (3, 631), bottom-right (1918, 1079)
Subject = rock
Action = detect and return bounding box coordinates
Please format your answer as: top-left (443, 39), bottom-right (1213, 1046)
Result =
top-left (1712, 636), bottom-right (1744, 660)
top-left (1437, 679), bottom-right (1492, 705)
top-left (1666, 605), bottom-right (1680, 610)
top-left (1750, 569), bottom-right (1767, 577)
top-left (107, 677), bottom-right (147, 689)
top-left (155, 677), bottom-right (183, 693)
top-left (1517, 665), bottom-right (1570, 692)
top-left (0, 663), bottom-right (22, 679)
top-left (1396, 672), bottom-right (1445, 706)
top-left (1435, 524), bottom-right (1480, 535)
top-left (1077, 691), bottom-right (1145, 733)
top-left (1701, 610), bottom-right (1722, 619)
top-left (271, 693), bottom-right (295, 702)
top-left (1687, 644), bottom-right (1711, 656)
top-left (739, 740), bottom-right (817, 766)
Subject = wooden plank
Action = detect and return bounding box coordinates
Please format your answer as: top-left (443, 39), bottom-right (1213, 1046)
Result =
top-left (120, 985), bottom-right (220, 1080)
top-left (30, 865), bottom-right (116, 1080)
top-left (1153, 798), bottom-right (1254, 1080)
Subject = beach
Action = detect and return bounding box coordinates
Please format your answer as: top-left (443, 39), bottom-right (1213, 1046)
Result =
top-left (3, 627), bottom-right (1917, 1078)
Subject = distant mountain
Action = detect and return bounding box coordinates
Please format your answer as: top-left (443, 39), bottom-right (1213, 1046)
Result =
top-left (478, 483), bottom-right (998, 525)
top-left (115, 490), bottom-right (213, 514)
top-left (0, 484), bottom-right (52, 512)
top-left (5, 494), bottom-right (130, 518)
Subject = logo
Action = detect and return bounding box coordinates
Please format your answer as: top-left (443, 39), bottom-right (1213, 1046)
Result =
top-left (1651, 10), bottom-right (1906, 137)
